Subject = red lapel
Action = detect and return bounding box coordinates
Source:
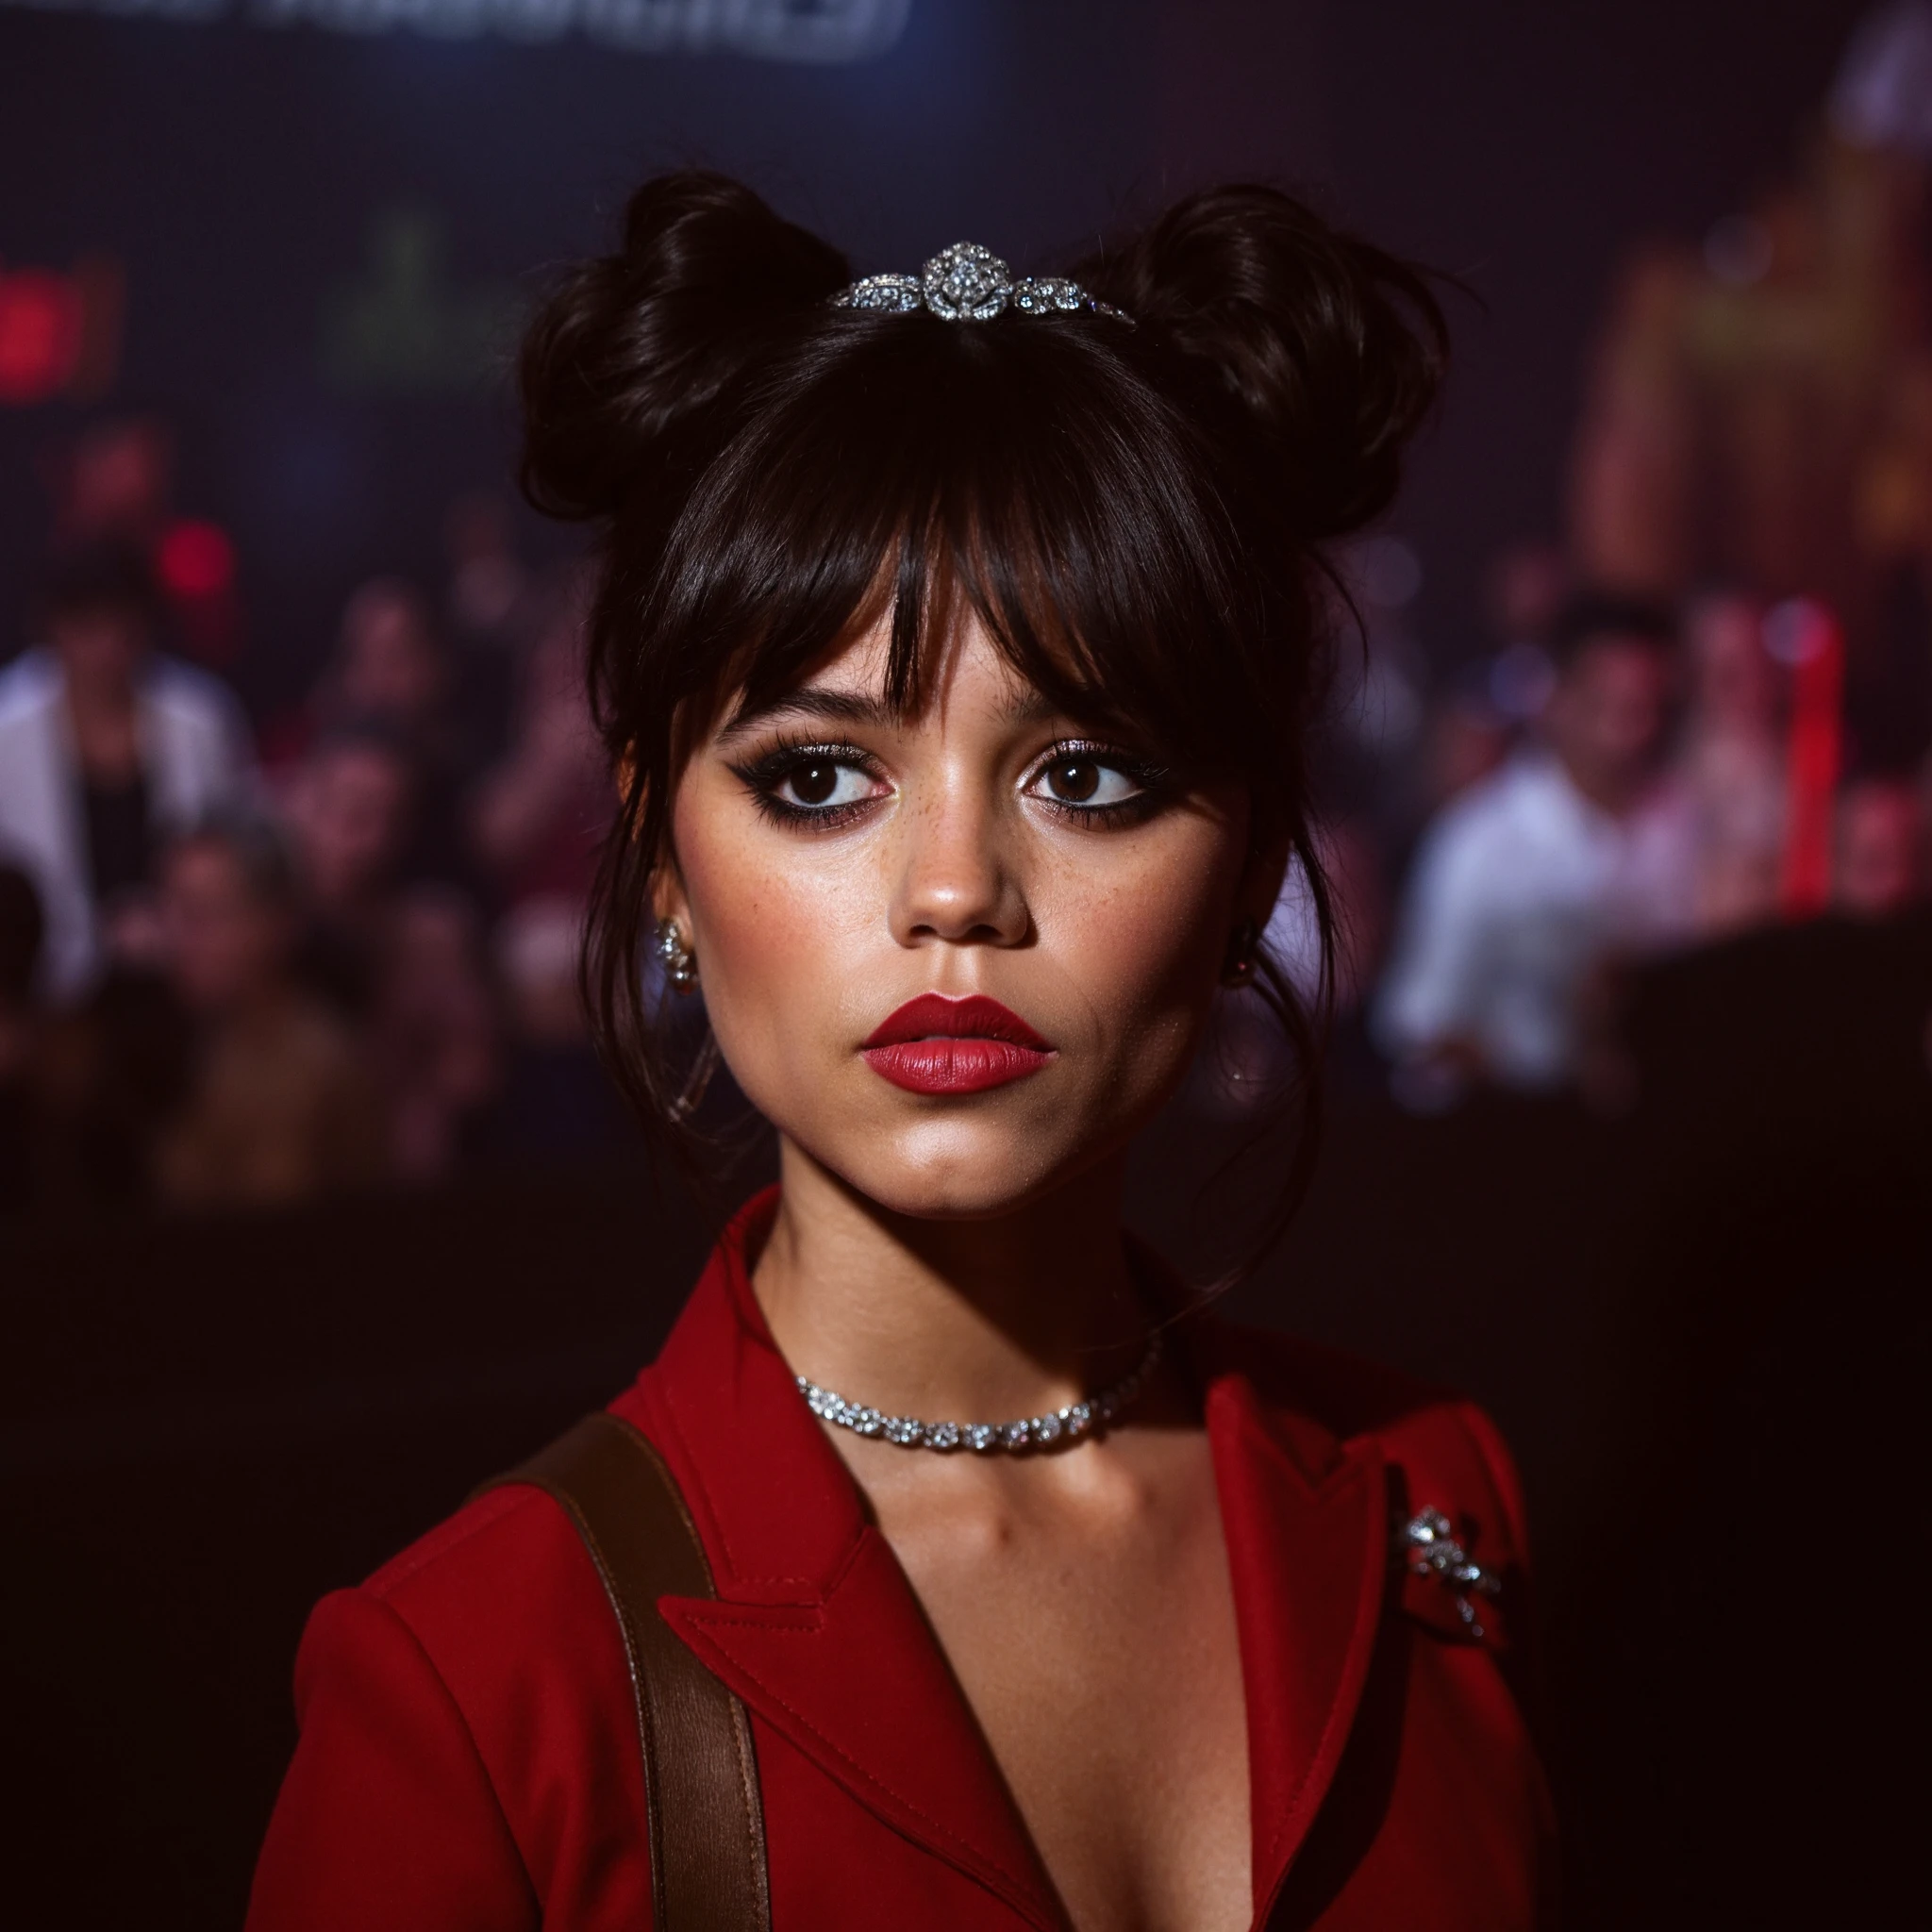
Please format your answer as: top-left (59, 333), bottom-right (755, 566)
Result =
top-left (630, 1192), bottom-right (1069, 1931)
top-left (628, 1195), bottom-right (1389, 1932)
top-left (1201, 1366), bottom-right (1389, 1924)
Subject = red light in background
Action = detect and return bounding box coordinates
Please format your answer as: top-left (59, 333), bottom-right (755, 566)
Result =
top-left (1768, 598), bottom-right (1845, 921)
top-left (0, 265), bottom-right (85, 403)
top-left (158, 516), bottom-right (244, 669)
top-left (158, 520), bottom-right (236, 598)
top-left (0, 256), bottom-right (125, 407)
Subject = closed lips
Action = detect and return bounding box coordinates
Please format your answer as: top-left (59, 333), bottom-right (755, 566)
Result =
top-left (861, 995), bottom-right (1054, 1093)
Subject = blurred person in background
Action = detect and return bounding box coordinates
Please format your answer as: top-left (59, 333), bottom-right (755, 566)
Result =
top-left (441, 491), bottom-right (533, 767)
top-left (304, 576), bottom-right (474, 884)
top-left (0, 862), bottom-right (44, 1212)
top-left (280, 723), bottom-right (417, 1021)
top-left (372, 882), bottom-right (500, 1183)
top-left (56, 414), bottom-right (174, 554)
top-left (1416, 665), bottom-right (1513, 822)
top-left (0, 543), bottom-right (253, 997)
top-left (1833, 770), bottom-right (1927, 916)
top-left (25, 955), bottom-right (192, 1214)
top-left (152, 811), bottom-right (383, 1211)
top-left (443, 491), bottom-right (531, 653)
top-left (1375, 593), bottom-right (1682, 1095)
top-left (56, 412), bottom-right (244, 672)
top-left (490, 892), bottom-right (632, 1161)
top-left (1320, 534), bottom-right (1429, 843)
top-left (1474, 538), bottom-right (1568, 753)
top-left (466, 568), bottom-right (611, 909)
top-left (1485, 541), bottom-right (1573, 661)
top-left (1657, 587), bottom-right (1789, 936)
top-left (325, 576), bottom-right (447, 740)
top-left (1374, 541), bottom-right (1565, 880)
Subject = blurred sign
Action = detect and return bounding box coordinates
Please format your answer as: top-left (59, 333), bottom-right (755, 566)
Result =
top-left (0, 255), bottom-right (124, 407)
top-left (322, 208), bottom-right (521, 396)
top-left (0, 0), bottom-right (911, 59)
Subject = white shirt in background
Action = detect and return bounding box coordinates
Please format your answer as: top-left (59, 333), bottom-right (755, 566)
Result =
top-left (1374, 748), bottom-right (1694, 1089)
top-left (0, 646), bottom-right (254, 997)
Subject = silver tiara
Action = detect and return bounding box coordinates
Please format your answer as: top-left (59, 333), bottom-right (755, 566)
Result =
top-left (832, 242), bottom-right (1131, 325)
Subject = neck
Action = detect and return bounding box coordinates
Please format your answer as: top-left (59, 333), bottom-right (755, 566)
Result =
top-left (752, 1141), bottom-right (1150, 1427)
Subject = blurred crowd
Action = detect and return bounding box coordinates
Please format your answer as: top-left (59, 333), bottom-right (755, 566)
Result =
top-left (0, 433), bottom-right (631, 1219)
top-left (1290, 561), bottom-right (1930, 1118)
top-left (1217, 36), bottom-right (1932, 1116)
top-left (0, 446), bottom-right (1924, 1223)
top-left (1, 14), bottom-right (1927, 1217)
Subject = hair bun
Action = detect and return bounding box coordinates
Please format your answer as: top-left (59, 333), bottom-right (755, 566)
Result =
top-left (1080, 186), bottom-right (1448, 541)
top-left (520, 171), bottom-right (850, 522)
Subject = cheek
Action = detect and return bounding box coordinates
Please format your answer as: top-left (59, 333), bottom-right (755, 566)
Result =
top-left (1032, 822), bottom-right (1241, 1061)
top-left (669, 786), bottom-right (876, 1080)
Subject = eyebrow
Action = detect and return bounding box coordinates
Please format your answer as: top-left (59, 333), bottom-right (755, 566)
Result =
top-left (717, 681), bottom-right (1062, 743)
top-left (716, 687), bottom-right (896, 743)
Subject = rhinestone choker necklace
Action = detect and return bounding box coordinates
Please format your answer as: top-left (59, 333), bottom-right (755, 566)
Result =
top-left (796, 1327), bottom-right (1162, 1454)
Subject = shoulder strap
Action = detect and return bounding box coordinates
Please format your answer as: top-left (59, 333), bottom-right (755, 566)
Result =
top-left (477, 1411), bottom-right (771, 1932)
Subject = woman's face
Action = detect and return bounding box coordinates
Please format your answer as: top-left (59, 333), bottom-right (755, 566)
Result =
top-left (659, 612), bottom-right (1272, 1221)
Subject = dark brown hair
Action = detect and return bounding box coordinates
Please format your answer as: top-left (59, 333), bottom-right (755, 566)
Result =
top-left (520, 170), bottom-right (1445, 1264)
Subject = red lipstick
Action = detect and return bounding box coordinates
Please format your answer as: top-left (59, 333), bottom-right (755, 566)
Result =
top-left (861, 994), bottom-right (1055, 1094)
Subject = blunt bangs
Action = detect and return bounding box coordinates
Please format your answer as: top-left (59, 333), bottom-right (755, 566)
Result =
top-left (612, 312), bottom-right (1310, 792)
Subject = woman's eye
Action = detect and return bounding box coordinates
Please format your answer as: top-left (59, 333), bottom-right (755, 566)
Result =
top-left (1029, 755), bottom-right (1146, 809)
top-left (773, 758), bottom-right (877, 811)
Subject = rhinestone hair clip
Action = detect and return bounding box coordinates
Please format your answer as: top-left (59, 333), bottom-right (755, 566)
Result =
top-left (832, 241), bottom-right (1132, 325)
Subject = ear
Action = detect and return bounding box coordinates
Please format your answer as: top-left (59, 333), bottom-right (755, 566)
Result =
top-left (639, 758), bottom-right (692, 939)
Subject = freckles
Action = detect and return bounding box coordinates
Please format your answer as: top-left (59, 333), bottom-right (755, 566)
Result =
top-left (1059, 832), bottom-right (1238, 1040)
top-left (1057, 851), bottom-right (1226, 968)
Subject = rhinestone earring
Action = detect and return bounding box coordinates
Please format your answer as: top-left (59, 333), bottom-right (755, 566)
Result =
top-left (656, 917), bottom-right (698, 993)
top-left (1221, 920), bottom-right (1260, 989)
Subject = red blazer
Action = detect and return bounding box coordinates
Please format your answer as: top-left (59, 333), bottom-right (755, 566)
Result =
top-left (248, 1191), bottom-right (1556, 1928)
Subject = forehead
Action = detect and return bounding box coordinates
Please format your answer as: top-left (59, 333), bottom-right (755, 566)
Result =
top-left (717, 601), bottom-right (1075, 745)
top-left (815, 604), bottom-right (1048, 708)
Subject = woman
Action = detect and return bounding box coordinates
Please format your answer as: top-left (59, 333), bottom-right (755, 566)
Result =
top-left (249, 174), bottom-right (1553, 1930)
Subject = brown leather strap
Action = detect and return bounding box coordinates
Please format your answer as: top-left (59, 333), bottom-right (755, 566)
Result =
top-left (477, 1412), bottom-right (771, 1931)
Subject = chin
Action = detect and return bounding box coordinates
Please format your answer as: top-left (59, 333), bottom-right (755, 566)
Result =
top-left (802, 1098), bottom-right (1129, 1224)
top-left (834, 1164), bottom-right (1066, 1224)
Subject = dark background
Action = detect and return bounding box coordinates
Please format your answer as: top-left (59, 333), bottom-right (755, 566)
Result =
top-left (0, 0), bottom-right (1863, 701)
top-left (3, 4), bottom-right (1922, 1929)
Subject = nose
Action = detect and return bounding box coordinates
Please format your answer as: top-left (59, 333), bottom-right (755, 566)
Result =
top-left (887, 784), bottom-right (1031, 950)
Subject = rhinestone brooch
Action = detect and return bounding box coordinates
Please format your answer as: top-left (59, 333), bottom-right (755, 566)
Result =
top-left (832, 242), bottom-right (1132, 325)
top-left (797, 1324), bottom-right (1161, 1454)
top-left (1401, 1506), bottom-right (1502, 1638)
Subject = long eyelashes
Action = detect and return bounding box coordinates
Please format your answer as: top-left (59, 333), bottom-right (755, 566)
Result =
top-left (726, 734), bottom-right (1171, 832)
top-left (728, 739), bottom-right (889, 830)
top-left (1024, 740), bottom-right (1170, 828)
